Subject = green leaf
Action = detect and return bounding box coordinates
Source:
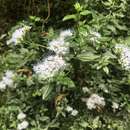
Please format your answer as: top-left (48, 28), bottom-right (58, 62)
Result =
top-left (80, 121), bottom-right (89, 128)
top-left (80, 10), bottom-right (91, 16)
top-left (92, 116), bottom-right (101, 128)
top-left (42, 85), bottom-right (53, 100)
top-left (74, 2), bottom-right (82, 12)
top-left (56, 73), bottom-right (75, 88)
top-left (26, 78), bottom-right (34, 86)
top-left (103, 67), bottom-right (109, 74)
top-left (77, 52), bottom-right (100, 62)
top-left (125, 36), bottom-right (130, 45)
top-left (63, 14), bottom-right (77, 21)
top-left (107, 25), bottom-right (117, 34)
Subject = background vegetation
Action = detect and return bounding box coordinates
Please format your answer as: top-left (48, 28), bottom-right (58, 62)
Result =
top-left (1, 0), bottom-right (130, 130)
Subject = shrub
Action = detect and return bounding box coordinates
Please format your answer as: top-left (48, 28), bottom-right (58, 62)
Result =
top-left (0, 0), bottom-right (130, 130)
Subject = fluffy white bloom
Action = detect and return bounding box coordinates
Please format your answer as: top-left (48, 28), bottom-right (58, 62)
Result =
top-left (17, 120), bottom-right (29, 130)
top-left (2, 77), bottom-right (13, 87)
top-left (49, 29), bottom-right (72, 55)
top-left (17, 112), bottom-right (26, 120)
top-left (34, 30), bottom-right (71, 79)
top-left (0, 81), bottom-right (6, 91)
top-left (60, 29), bottom-right (73, 39)
top-left (49, 38), bottom-right (69, 55)
top-left (115, 44), bottom-right (130, 70)
top-left (7, 25), bottom-right (31, 45)
top-left (66, 106), bottom-right (73, 112)
top-left (33, 55), bottom-right (67, 79)
top-left (0, 70), bottom-right (15, 91)
top-left (112, 102), bottom-right (119, 110)
top-left (5, 70), bottom-right (15, 78)
top-left (71, 109), bottom-right (78, 116)
top-left (3, 70), bottom-right (14, 87)
top-left (82, 94), bottom-right (105, 110)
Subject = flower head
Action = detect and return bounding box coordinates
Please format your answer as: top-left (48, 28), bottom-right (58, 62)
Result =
top-left (82, 94), bottom-right (105, 110)
top-left (115, 44), bottom-right (130, 70)
top-left (2, 77), bottom-right (13, 87)
top-left (66, 106), bottom-right (73, 112)
top-left (71, 109), bottom-right (78, 116)
top-left (17, 120), bottom-right (29, 130)
top-left (0, 70), bottom-right (15, 91)
top-left (7, 25), bottom-right (31, 45)
top-left (5, 70), bottom-right (15, 78)
top-left (60, 29), bottom-right (73, 39)
top-left (17, 112), bottom-right (26, 120)
top-left (49, 38), bottom-right (69, 55)
top-left (33, 55), bottom-right (67, 79)
top-left (112, 102), bottom-right (119, 111)
top-left (48, 29), bottom-right (72, 55)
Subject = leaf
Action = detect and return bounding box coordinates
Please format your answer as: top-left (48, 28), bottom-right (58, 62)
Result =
top-left (77, 52), bottom-right (100, 62)
top-left (92, 116), bottom-right (101, 128)
top-left (80, 10), bottom-right (91, 16)
top-left (74, 2), bottom-right (82, 12)
top-left (107, 25), bottom-right (117, 34)
top-left (56, 73), bottom-right (75, 88)
top-left (42, 85), bottom-right (53, 100)
top-left (26, 78), bottom-right (34, 86)
top-left (125, 36), bottom-right (130, 45)
top-left (103, 67), bottom-right (109, 74)
top-left (63, 14), bottom-right (77, 21)
top-left (80, 121), bottom-right (89, 128)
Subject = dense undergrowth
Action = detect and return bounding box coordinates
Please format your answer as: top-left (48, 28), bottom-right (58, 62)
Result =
top-left (1, 0), bottom-right (130, 130)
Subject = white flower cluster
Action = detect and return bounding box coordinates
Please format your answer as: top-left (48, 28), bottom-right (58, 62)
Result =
top-left (112, 102), bottom-right (119, 112)
top-left (48, 29), bottom-right (72, 55)
top-left (115, 44), bottom-right (130, 70)
top-left (17, 112), bottom-right (26, 120)
top-left (33, 55), bottom-right (67, 79)
top-left (33, 30), bottom-right (72, 79)
top-left (90, 31), bottom-right (101, 42)
top-left (0, 70), bottom-right (15, 91)
top-left (66, 106), bottom-right (78, 116)
top-left (7, 25), bottom-right (31, 45)
top-left (82, 94), bottom-right (105, 110)
top-left (17, 112), bottom-right (29, 130)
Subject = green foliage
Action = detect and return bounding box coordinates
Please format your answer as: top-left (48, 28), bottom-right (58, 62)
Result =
top-left (0, 0), bottom-right (130, 130)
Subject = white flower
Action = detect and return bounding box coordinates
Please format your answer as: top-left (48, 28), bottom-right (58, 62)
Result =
top-left (48, 29), bottom-right (72, 55)
top-left (0, 70), bottom-right (15, 91)
top-left (3, 70), bottom-right (14, 87)
top-left (2, 77), bottom-right (13, 87)
top-left (60, 29), bottom-right (73, 39)
top-left (49, 38), bottom-right (69, 55)
top-left (33, 55), bottom-right (67, 79)
top-left (7, 25), bottom-right (31, 45)
top-left (115, 44), bottom-right (130, 70)
top-left (112, 102), bottom-right (119, 110)
top-left (17, 120), bottom-right (29, 130)
top-left (0, 81), bottom-right (6, 91)
top-left (82, 94), bottom-right (105, 110)
top-left (5, 70), bottom-right (15, 78)
top-left (66, 106), bottom-right (73, 112)
top-left (17, 112), bottom-right (26, 120)
top-left (71, 109), bottom-right (78, 116)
